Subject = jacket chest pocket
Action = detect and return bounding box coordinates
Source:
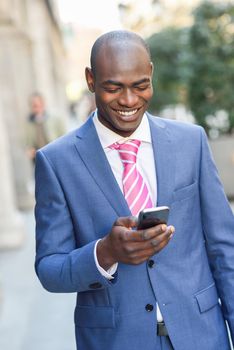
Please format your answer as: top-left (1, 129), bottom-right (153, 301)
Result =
top-left (172, 181), bottom-right (197, 203)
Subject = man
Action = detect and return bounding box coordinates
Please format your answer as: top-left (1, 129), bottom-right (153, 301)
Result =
top-left (35, 31), bottom-right (234, 350)
top-left (26, 93), bottom-right (64, 162)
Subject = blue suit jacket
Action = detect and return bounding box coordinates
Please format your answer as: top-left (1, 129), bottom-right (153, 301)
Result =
top-left (35, 113), bottom-right (234, 350)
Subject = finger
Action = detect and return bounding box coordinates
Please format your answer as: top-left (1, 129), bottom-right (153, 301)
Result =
top-left (125, 238), bottom-right (170, 264)
top-left (150, 225), bottom-right (175, 245)
top-left (139, 224), bottom-right (169, 241)
top-left (123, 223), bottom-right (167, 242)
top-left (122, 226), bottom-right (175, 264)
top-left (134, 231), bottom-right (173, 259)
top-left (118, 228), bottom-right (174, 265)
top-left (148, 226), bottom-right (174, 248)
top-left (122, 226), bottom-right (174, 251)
top-left (114, 216), bottom-right (138, 229)
top-left (167, 225), bottom-right (175, 238)
top-left (138, 226), bottom-right (174, 251)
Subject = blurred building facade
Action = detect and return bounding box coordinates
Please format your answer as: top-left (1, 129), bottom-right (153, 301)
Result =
top-left (0, 0), bottom-right (68, 249)
top-left (62, 24), bottom-right (101, 108)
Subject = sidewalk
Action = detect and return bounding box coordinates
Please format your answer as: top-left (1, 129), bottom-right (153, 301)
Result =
top-left (0, 211), bottom-right (76, 350)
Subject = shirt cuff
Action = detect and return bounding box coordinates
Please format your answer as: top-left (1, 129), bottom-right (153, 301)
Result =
top-left (94, 239), bottom-right (118, 280)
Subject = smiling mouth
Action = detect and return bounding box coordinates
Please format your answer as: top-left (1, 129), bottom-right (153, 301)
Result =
top-left (113, 108), bottom-right (140, 116)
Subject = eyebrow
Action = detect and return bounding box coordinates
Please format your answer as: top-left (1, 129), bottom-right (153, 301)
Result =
top-left (101, 80), bottom-right (123, 87)
top-left (101, 78), bottom-right (151, 87)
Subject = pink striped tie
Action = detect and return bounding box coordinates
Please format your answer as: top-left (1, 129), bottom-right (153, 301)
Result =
top-left (110, 140), bottom-right (153, 216)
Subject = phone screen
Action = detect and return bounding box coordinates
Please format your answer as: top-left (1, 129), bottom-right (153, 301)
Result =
top-left (138, 206), bottom-right (169, 229)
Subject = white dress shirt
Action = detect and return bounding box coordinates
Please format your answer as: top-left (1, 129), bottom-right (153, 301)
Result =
top-left (92, 110), bottom-right (163, 321)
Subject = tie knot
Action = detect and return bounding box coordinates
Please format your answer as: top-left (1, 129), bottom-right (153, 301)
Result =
top-left (110, 139), bottom-right (141, 165)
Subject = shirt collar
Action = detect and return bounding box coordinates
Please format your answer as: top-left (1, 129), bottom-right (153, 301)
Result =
top-left (92, 109), bottom-right (152, 149)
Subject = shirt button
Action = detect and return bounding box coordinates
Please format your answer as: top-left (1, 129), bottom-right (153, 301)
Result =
top-left (145, 304), bottom-right (154, 312)
top-left (148, 259), bottom-right (155, 268)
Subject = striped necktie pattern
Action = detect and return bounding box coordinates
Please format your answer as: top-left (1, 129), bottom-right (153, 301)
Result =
top-left (110, 139), bottom-right (153, 216)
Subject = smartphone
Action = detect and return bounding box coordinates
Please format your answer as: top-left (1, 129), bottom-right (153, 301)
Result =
top-left (138, 206), bottom-right (170, 229)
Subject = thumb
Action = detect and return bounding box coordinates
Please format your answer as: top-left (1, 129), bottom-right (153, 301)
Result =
top-left (114, 216), bottom-right (138, 229)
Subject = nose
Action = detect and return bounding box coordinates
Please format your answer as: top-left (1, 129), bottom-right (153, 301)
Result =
top-left (118, 89), bottom-right (138, 108)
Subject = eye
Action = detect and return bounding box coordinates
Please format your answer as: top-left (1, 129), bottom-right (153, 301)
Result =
top-left (135, 85), bottom-right (150, 91)
top-left (103, 88), bottom-right (121, 93)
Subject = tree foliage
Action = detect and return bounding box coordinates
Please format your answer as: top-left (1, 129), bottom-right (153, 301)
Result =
top-left (147, 28), bottom-right (190, 113)
top-left (188, 1), bottom-right (234, 132)
top-left (147, 1), bottom-right (234, 134)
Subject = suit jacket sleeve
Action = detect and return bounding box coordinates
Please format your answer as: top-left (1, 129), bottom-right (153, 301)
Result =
top-left (199, 128), bottom-right (234, 342)
top-left (35, 149), bottom-right (116, 293)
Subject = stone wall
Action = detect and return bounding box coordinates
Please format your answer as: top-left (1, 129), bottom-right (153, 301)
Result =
top-left (0, 0), bottom-right (68, 248)
top-left (0, 99), bottom-right (25, 249)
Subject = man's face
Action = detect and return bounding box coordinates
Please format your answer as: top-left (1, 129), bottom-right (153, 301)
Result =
top-left (86, 42), bottom-right (153, 137)
top-left (31, 96), bottom-right (45, 116)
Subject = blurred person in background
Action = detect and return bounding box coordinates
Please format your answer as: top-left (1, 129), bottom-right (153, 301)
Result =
top-left (26, 92), bottom-right (64, 163)
top-left (34, 31), bottom-right (234, 350)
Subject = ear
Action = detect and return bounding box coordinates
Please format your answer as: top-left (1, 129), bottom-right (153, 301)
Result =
top-left (85, 67), bottom-right (95, 93)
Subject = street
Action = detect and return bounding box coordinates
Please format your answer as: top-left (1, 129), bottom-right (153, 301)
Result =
top-left (0, 211), bottom-right (76, 350)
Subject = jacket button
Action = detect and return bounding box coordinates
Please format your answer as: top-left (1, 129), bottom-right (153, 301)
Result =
top-left (148, 259), bottom-right (155, 268)
top-left (145, 304), bottom-right (154, 312)
top-left (89, 282), bottom-right (102, 289)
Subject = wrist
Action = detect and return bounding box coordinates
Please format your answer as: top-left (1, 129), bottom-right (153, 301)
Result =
top-left (96, 237), bottom-right (116, 271)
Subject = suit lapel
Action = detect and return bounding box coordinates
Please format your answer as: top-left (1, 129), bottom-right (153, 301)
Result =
top-left (74, 116), bottom-right (131, 217)
top-left (148, 114), bottom-right (175, 207)
top-left (74, 114), bottom-right (175, 216)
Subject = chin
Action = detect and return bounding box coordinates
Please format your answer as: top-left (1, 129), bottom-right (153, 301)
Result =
top-left (114, 123), bottom-right (140, 137)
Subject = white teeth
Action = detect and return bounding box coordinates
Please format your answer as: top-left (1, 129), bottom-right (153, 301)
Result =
top-left (117, 109), bottom-right (138, 116)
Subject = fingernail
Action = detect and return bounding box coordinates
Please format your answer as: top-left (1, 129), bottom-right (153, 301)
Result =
top-left (167, 225), bottom-right (174, 234)
top-left (170, 226), bottom-right (175, 234)
top-left (162, 224), bottom-right (167, 231)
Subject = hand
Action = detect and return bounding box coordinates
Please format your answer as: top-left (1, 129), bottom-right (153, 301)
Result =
top-left (97, 216), bottom-right (175, 270)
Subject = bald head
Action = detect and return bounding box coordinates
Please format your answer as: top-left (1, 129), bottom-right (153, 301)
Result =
top-left (85, 30), bottom-right (153, 136)
top-left (90, 30), bottom-right (151, 76)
